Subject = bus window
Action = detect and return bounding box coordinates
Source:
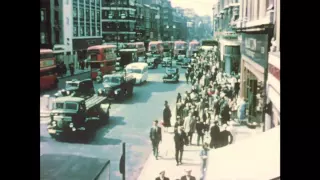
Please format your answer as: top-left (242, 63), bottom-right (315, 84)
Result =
top-left (90, 62), bottom-right (101, 69)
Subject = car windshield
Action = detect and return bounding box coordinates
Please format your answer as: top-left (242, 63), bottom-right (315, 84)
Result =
top-left (54, 102), bottom-right (78, 110)
top-left (126, 69), bottom-right (142, 74)
top-left (166, 68), bottom-right (176, 74)
top-left (66, 82), bottom-right (79, 89)
top-left (103, 76), bottom-right (121, 84)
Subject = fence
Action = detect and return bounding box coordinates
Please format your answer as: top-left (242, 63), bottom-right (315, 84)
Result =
top-left (40, 95), bottom-right (55, 117)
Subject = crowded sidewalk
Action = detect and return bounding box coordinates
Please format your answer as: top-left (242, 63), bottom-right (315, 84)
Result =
top-left (137, 118), bottom-right (204, 180)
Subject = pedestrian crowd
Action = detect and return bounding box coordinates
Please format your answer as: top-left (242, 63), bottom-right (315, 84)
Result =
top-left (150, 52), bottom-right (249, 180)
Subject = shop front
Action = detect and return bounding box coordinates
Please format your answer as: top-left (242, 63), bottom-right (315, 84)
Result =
top-left (239, 33), bottom-right (270, 123)
top-left (219, 38), bottom-right (240, 75)
top-left (265, 51), bottom-right (280, 130)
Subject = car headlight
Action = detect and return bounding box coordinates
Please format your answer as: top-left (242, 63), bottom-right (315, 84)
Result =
top-left (114, 91), bottom-right (118, 94)
top-left (69, 123), bottom-right (74, 128)
top-left (52, 121), bottom-right (57, 126)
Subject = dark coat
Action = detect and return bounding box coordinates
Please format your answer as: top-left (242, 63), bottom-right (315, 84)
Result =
top-left (220, 130), bottom-right (233, 147)
top-left (155, 177), bottom-right (170, 180)
top-left (180, 175), bottom-right (196, 180)
top-left (163, 106), bottom-right (172, 127)
top-left (174, 131), bottom-right (187, 150)
top-left (150, 127), bottom-right (162, 142)
top-left (202, 112), bottom-right (211, 122)
top-left (196, 122), bottom-right (205, 135)
top-left (220, 102), bottom-right (230, 121)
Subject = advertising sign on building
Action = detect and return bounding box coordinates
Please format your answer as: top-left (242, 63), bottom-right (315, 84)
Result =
top-left (241, 34), bottom-right (269, 68)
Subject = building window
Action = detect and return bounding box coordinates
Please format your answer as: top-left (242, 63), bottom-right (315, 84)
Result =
top-left (91, 0), bottom-right (95, 5)
top-left (85, 0), bottom-right (90, 4)
top-left (92, 27), bottom-right (96, 36)
top-left (79, 8), bottom-right (84, 20)
top-left (86, 26), bottom-right (90, 36)
top-left (80, 25), bottom-right (84, 36)
top-left (73, 7), bottom-right (78, 18)
top-left (73, 26), bottom-right (78, 36)
top-left (91, 9), bottom-right (95, 21)
top-left (97, 11), bottom-right (100, 21)
top-left (40, 9), bottom-right (46, 22)
top-left (86, 9), bottom-right (90, 21)
top-left (129, 10), bottom-right (135, 18)
top-left (40, 32), bottom-right (48, 44)
top-left (96, 0), bottom-right (100, 6)
top-left (129, 0), bottom-right (135, 6)
top-left (97, 26), bottom-right (101, 36)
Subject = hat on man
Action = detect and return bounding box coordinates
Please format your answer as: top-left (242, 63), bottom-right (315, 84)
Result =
top-left (214, 120), bottom-right (219, 124)
top-left (159, 170), bottom-right (165, 175)
top-left (184, 169), bottom-right (192, 172)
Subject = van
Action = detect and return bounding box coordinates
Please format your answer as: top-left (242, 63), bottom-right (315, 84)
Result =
top-left (125, 62), bottom-right (148, 85)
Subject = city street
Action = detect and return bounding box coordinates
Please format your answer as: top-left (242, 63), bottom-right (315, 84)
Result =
top-left (40, 67), bottom-right (191, 180)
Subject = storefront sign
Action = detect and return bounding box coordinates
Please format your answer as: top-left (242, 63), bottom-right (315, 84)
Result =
top-left (241, 34), bottom-right (269, 68)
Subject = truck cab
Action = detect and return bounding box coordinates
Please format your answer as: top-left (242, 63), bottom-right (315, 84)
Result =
top-left (54, 79), bottom-right (95, 99)
top-left (47, 96), bottom-right (110, 140)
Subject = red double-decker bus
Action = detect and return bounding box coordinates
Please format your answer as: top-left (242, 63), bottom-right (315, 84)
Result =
top-left (148, 41), bottom-right (164, 56)
top-left (126, 42), bottom-right (146, 58)
top-left (188, 40), bottom-right (200, 57)
top-left (174, 40), bottom-right (187, 56)
top-left (87, 45), bottom-right (117, 79)
top-left (40, 49), bottom-right (58, 91)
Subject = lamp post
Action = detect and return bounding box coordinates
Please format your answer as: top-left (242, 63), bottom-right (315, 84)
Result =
top-left (155, 13), bottom-right (160, 41)
top-left (166, 25), bottom-right (176, 41)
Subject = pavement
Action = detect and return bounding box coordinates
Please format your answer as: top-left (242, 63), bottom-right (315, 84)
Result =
top-left (40, 67), bottom-right (192, 180)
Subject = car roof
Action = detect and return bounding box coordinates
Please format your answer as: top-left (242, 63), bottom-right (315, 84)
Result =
top-left (103, 74), bottom-right (122, 78)
top-left (125, 62), bottom-right (148, 69)
top-left (66, 79), bottom-right (92, 83)
top-left (120, 49), bottom-right (137, 52)
top-left (55, 97), bottom-right (84, 103)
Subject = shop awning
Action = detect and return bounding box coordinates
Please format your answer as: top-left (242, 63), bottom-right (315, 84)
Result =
top-left (205, 126), bottom-right (280, 180)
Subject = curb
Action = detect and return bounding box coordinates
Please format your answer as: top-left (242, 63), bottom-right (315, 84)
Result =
top-left (57, 70), bottom-right (90, 80)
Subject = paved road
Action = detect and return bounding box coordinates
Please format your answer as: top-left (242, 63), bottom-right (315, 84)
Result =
top-left (40, 67), bottom-right (191, 180)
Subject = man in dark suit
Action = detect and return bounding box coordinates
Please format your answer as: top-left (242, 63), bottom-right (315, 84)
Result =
top-left (220, 124), bottom-right (233, 147)
top-left (210, 121), bottom-right (220, 149)
top-left (150, 120), bottom-right (162, 160)
top-left (180, 169), bottom-right (196, 180)
top-left (155, 170), bottom-right (170, 180)
top-left (174, 126), bottom-right (187, 166)
top-left (202, 108), bottom-right (211, 124)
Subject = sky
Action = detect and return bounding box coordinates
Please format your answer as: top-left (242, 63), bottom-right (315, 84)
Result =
top-left (171, 0), bottom-right (218, 17)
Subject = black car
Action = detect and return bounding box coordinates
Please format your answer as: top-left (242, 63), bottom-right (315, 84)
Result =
top-left (54, 79), bottom-right (95, 99)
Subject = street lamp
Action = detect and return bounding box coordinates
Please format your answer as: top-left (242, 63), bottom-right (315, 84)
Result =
top-left (155, 13), bottom-right (160, 41)
top-left (166, 25), bottom-right (176, 41)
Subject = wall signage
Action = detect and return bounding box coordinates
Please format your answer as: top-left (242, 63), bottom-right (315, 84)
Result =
top-left (241, 34), bottom-right (269, 68)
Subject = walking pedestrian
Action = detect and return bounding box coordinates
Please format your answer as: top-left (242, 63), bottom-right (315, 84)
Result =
top-left (69, 63), bottom-right (75, 76)
top-left (177, 93), bottom-right (182, 103)
top-left (180, 169), bottom-right (196, 180)
top-left (196, 118), bottom-right (205, 146)
top-left (185, 70), bottom-right (190, 84)
top-left (155, 170), bottom-right (170, 180)
top-left (183, 112), bottom-right (196, 145)
top-left (163, 101), bottom-right (172, 132)
top-left (200, 143), bottom-right (209, 174)
top-left (174, 126), bottom-right (187, 166)
top-left (219, 124), bottom-right (233, 148)
top-left (149, 120), bottom-right (162, 160)
top-left (210, 121), bottom-right (220, 149)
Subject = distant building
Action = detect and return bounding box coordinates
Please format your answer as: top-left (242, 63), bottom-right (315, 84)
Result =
top-left (102, 0), bottom-right (137, 43)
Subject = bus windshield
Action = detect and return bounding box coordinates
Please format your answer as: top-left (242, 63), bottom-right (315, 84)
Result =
top-left (149, 45), bottom-right (157, 51)
top-left (54, 102), bottom-right (78, 110)
top-left (175, 44), bottom-right (186, 49)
